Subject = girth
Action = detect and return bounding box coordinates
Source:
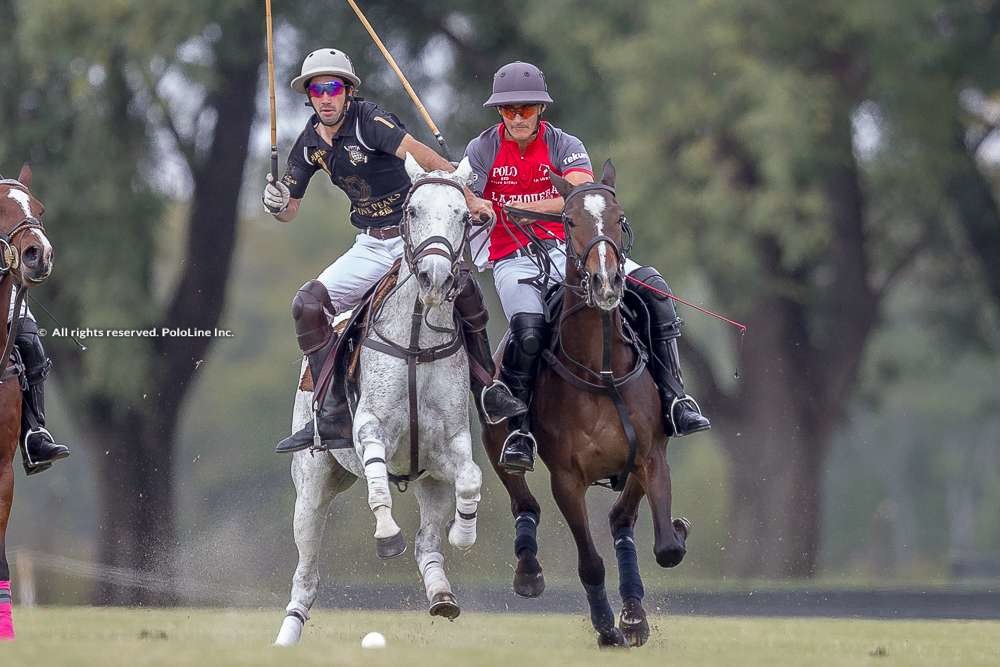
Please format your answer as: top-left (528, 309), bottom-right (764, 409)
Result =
top-left (361, 297), bottom-right (465, 489)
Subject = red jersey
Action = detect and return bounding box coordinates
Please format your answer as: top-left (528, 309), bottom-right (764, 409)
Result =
top-left (464, 121), bottom-right (593, 263)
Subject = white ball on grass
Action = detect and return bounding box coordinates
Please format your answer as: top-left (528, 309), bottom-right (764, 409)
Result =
top-left (361, 631), bottom-right (386, 649)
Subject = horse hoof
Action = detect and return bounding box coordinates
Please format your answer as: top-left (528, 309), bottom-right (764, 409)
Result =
top-left (596, 626), bottom-right (628, 649)
top-left (429, 592), bottom-right (461, 620)
top-left (375, 531), bottom-right (407, 559)
top-left (673, 517), bottom-right (692, 540)
top-left (513, 569), bottom-right (545, 598)
top-left (619, 603), bottom-right (650, 647)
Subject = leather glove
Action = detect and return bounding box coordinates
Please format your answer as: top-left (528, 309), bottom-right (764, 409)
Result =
top-left (262, 173), bottom-right (290, 214)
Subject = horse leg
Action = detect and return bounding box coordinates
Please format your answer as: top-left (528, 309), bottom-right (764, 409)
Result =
top-left (354, 414), bottom-right (405, 558)
top-left (609, 476), bottom-right (649, 647)
top-left (551, 472), bottom-right (626, 648)
top-left (446, 434), bottom-right (481, 550)
top-left (483, 424), bottom-right (545, 597)
top-left (0, 456), bottom-right (13, 641)
top-left (413, 477), bottom-right (460, 620)
top-left (274, 452), bottom-right (356, 647)
top-left (644, 444), bottom-right (689, 568)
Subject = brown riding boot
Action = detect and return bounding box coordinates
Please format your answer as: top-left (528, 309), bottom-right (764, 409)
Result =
top-left (275, 280), bottom-right (354, 454)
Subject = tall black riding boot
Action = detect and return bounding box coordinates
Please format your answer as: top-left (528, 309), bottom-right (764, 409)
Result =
top-left (453, 271), bottom-right (526, 424)
top-left (15, 318), bottom-right (71, 476)
top-left (629, 267), bottom-right (711, 437)
top-left (498, 312), bottom-right (551, 473)
top-left (275, 281), bottom-right (354, 454)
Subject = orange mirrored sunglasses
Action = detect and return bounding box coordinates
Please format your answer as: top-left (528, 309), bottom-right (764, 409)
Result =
top-left (498, 104), bottom-right (541, 121)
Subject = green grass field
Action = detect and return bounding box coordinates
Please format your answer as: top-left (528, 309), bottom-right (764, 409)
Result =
top-left (1, 608), bottom-right (998, 666)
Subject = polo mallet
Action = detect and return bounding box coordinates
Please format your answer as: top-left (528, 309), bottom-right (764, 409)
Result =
top-left (345, 0), bottom-right (452, 159)
top-left (265, 0), bottom-right (279, 180)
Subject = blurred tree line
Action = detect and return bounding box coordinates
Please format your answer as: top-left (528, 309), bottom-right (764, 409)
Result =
top-left (2, 0), bottom-right (999, 603)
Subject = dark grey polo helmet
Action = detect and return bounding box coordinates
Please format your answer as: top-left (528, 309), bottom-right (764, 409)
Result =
top-left (483, 61), bottom-right (554, 107)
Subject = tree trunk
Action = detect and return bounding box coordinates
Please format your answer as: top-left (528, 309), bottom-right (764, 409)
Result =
top-left (90, 12), bottom-right (262, 605)
top-left (720, 289), bottom-right (834, 578)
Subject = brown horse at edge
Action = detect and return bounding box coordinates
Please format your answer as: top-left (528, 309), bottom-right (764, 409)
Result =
top-left (481, 160), bottom-right (690, 648)
top-left (1, 165), bottom-right (54, 640)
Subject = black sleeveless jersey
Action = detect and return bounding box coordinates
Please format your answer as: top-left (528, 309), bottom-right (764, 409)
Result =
top-left (281, 100), bottom-right (411, 228)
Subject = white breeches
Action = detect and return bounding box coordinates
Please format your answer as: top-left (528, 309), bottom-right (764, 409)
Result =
top-left (491, 243), bottom-right (641, 321)
top-left (317, 233), bottom-right (404, 313)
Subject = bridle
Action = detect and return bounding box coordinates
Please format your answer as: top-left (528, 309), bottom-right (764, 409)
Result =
top-left (0, 179), bottom-right (47, 279)
top-left (560, 182), bottom-right (632, 308)
top-left (399, 176), bottom-right (471, 304)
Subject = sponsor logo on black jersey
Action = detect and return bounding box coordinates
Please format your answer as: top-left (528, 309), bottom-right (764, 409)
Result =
top-left (344, 144), bottom-right (368, 167)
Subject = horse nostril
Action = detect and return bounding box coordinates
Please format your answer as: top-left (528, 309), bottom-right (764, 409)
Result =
top-left (23, 245), bottom-right (40, 267)
top-left (417, 270), bottom-right (432, 289)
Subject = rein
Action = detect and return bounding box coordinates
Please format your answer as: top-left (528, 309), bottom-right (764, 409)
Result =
top-left (360, 175), bottom-right (472, 490)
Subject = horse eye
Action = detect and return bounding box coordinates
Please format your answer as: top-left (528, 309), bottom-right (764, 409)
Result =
top-left (407, 205), bottom-right (417, 217)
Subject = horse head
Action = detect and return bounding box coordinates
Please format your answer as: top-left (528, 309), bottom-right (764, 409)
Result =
top-left (550, 159), bottom-right (626, 311)
top-left (402, 154), bottom-right (475, 308)
top-left (0, 165), bottom-right (53, 286)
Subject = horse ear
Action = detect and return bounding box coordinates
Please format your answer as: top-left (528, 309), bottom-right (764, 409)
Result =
top-left (453, 156), bottom-right (473, 185)
top-left (600, 159), bottom-right (615, 188)
top-left (18, 163), bottom-right (32, 188)
top-left (404, 153), bottom-right (425, 183)
top-left (548, 167), bottom-right (573, 198)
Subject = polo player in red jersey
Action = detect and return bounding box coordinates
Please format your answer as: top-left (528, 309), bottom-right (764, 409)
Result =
top-left (463, 62), bottom-right (711, 474)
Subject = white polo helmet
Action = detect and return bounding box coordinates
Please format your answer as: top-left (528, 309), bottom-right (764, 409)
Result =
top-left (290, 48), bottom-right (361, 93)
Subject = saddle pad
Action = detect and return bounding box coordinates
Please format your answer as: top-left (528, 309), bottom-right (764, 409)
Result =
top-left (298, 311), bottom-right (354, 392)
top-left (347, 264), bottom-right (400, 382)
top-left (296, 261), bottom-right (402, 394)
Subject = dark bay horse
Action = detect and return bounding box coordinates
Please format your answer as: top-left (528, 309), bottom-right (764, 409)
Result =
top-left (482, 160), bottom-right (690, 648)
top-left (0, 165), bottom-right (54, 640)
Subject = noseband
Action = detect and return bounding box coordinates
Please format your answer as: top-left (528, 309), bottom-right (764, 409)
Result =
top-left (399, 176), bottom-right (470, 300)
top-left (0, 180), bottom-right (47, 277)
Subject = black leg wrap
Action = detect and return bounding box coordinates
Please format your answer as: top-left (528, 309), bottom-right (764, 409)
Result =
top-left (614, 526), bottom-right (644, 602)
top-left (583, 581), bottom-right (615, 633)
top-left (514, 511), bottom-right (539, 558)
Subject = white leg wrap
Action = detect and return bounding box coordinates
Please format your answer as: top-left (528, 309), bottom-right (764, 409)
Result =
top-left (363, 444), bottom-right (392, 513)
top-left (449, 495), bottom-right (479, 549)
top-left (418, 551), bottom-right (451, 602)
top-left (275, 602), bottom-right (309, 647)
top-left (274, 615), bottom-right (304, 647)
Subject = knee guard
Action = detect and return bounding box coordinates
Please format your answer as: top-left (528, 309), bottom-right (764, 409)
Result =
top-left (291, 280), bottom-right (335, 354)
top-left (502, 312), bottom-right (550, 394)
top-left (628, 266), bottom-right (682, 341)
top-left (509, 312), bottom-right (549, 359)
